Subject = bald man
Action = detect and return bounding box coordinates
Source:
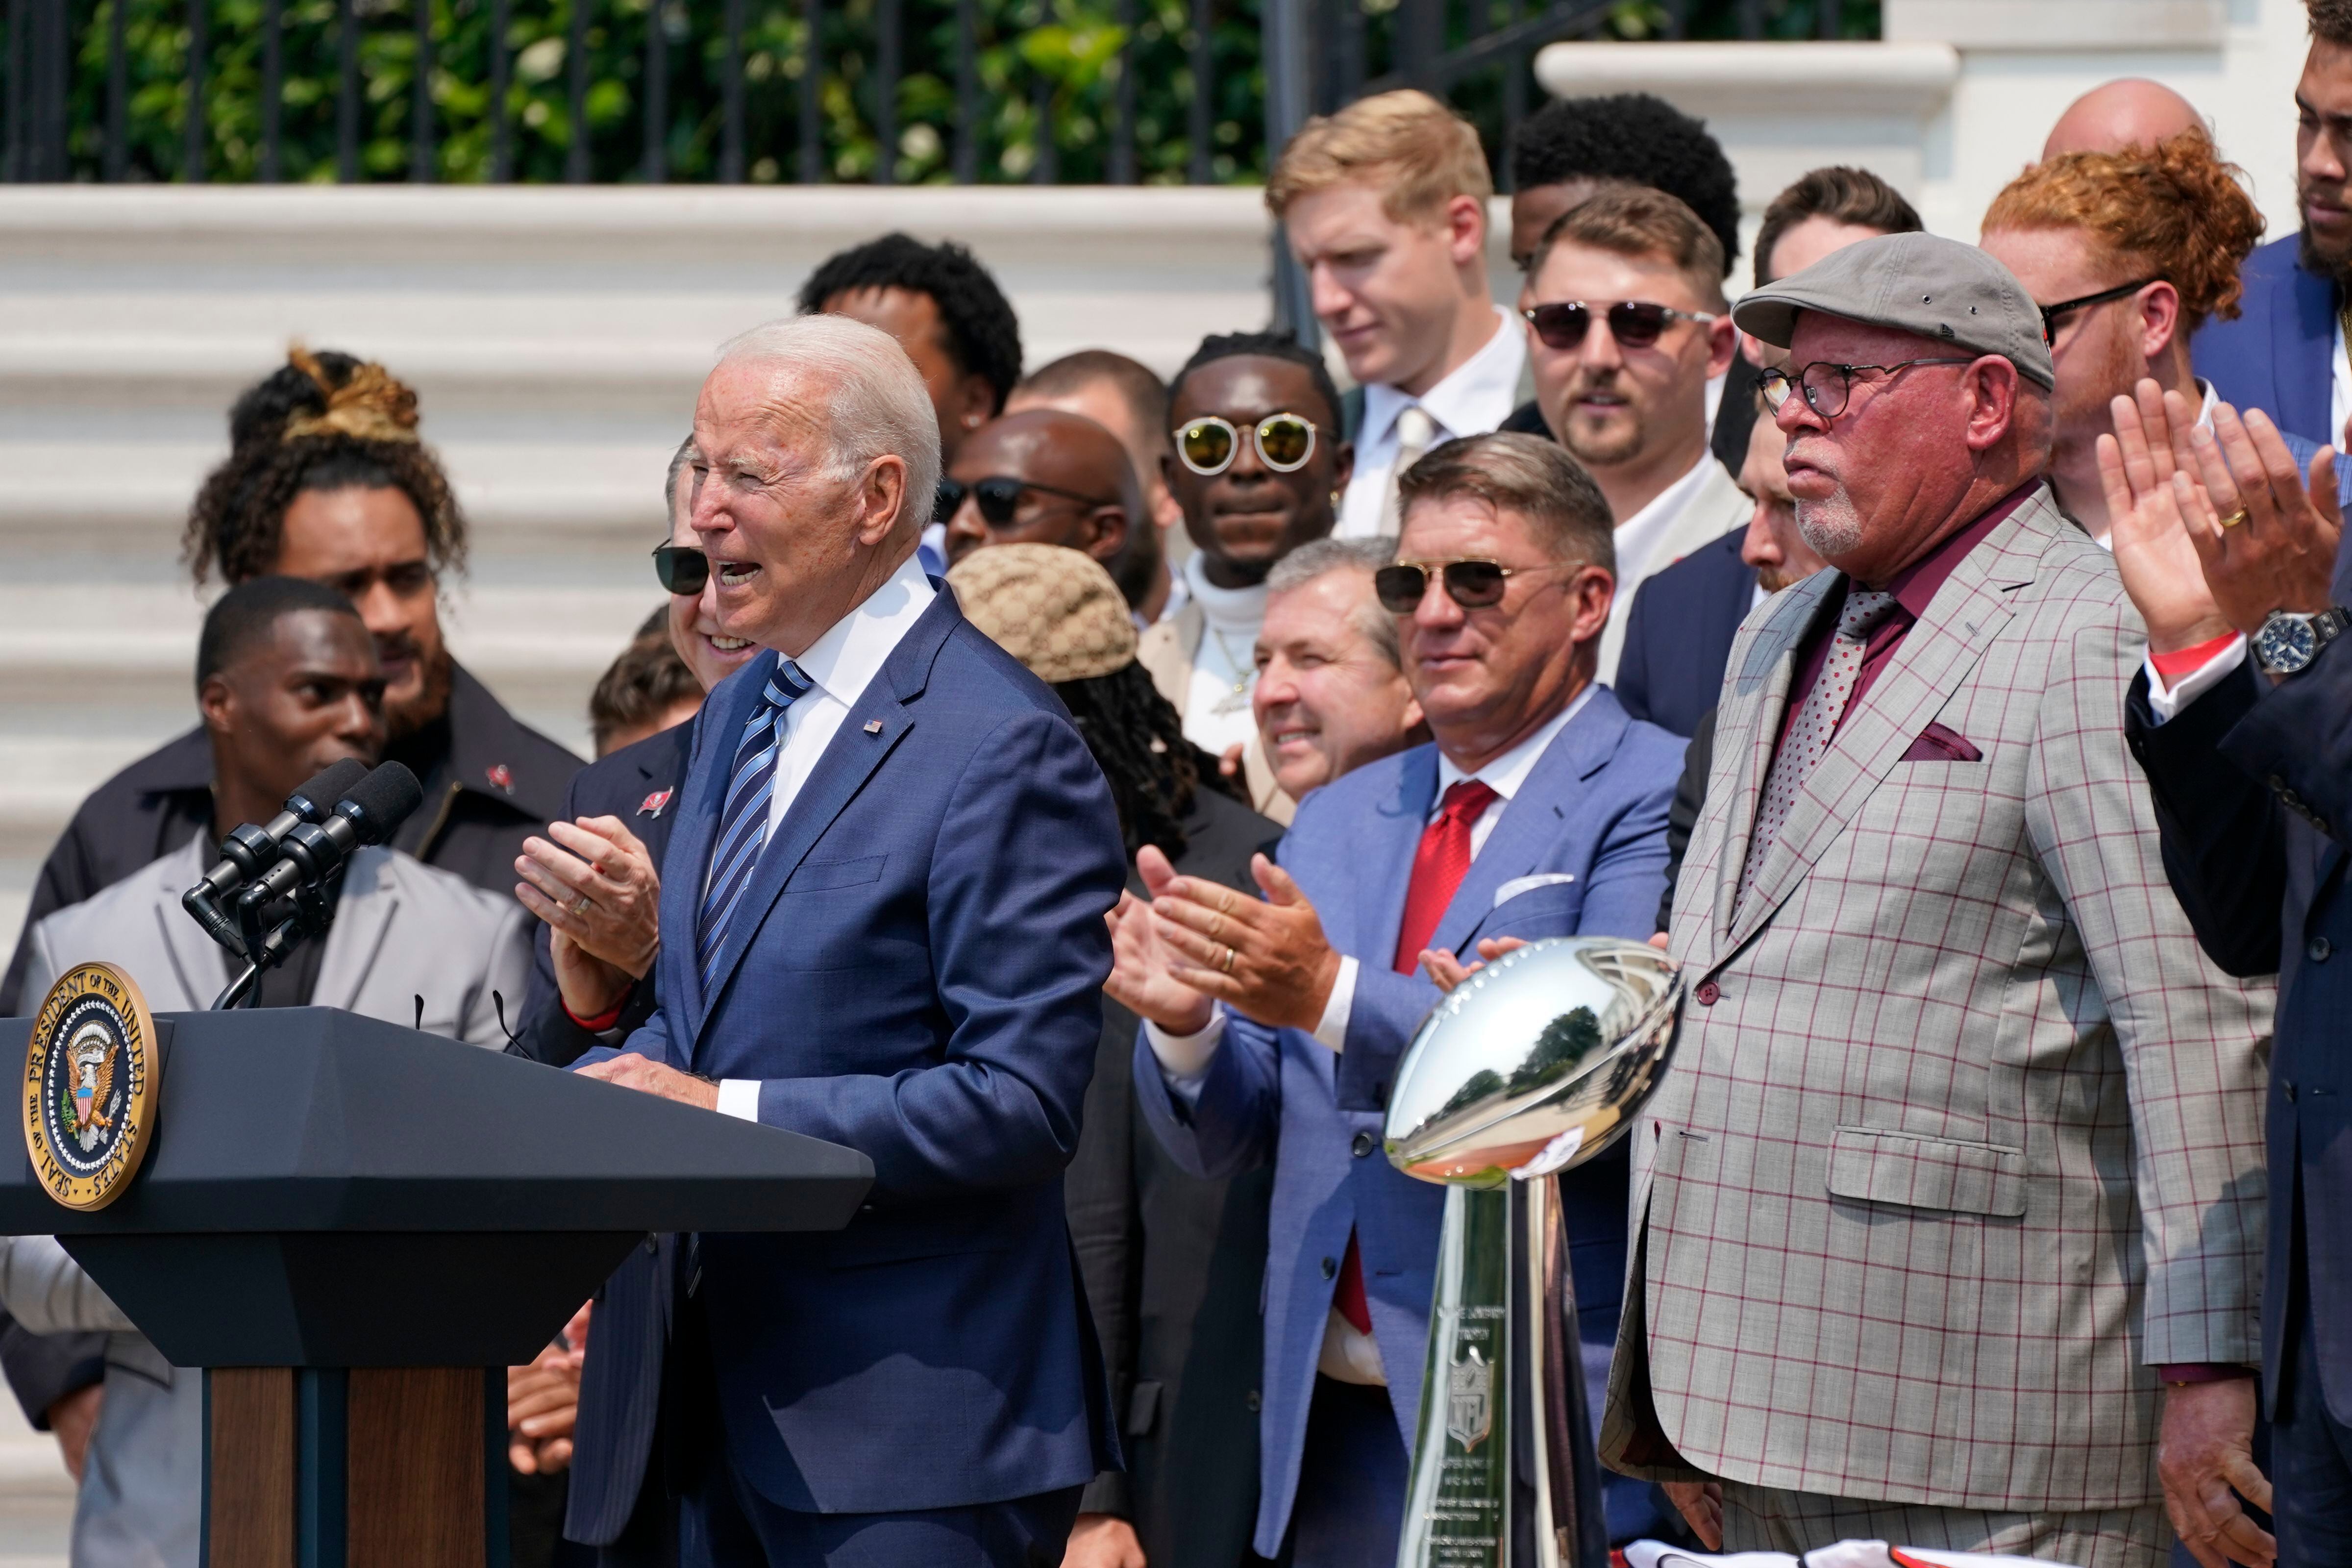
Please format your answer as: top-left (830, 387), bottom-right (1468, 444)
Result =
top-left (939, 409), bottom-right (1140, 573)
top-left (2042, 78), bottom-right (2203, 158)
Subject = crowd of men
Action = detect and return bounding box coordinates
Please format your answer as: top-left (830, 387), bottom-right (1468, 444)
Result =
top-left (5, 3), bottom-right (2352, 1566)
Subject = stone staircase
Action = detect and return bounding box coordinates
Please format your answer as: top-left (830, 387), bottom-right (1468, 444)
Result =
top-left (0, 184), bottom-right (1281, 951)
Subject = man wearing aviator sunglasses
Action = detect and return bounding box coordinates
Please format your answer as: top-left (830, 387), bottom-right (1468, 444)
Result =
top-left (1520, 186), bottom-right (1752, 683)
top-left (934, 407), bottom-right (1138, 575)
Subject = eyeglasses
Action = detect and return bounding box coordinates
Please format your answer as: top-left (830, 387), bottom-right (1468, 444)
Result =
top-left (935, 475), bottom-right (1114, 527)
top-left (2036, 276), bottom-right (2162, 345)
top-left (1173, 412), bottom-right (1321, 475)
top-left (1521, 300), bottom-right (1717, 353)
top-left (1373, 558), bottom-right (1557, 613)
top-left (652, 543), bottom-right (708, 595)
top-left (1757, 358), bottom-right (1977, 419)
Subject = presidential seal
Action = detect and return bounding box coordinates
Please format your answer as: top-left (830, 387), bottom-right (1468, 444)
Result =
top-left (22, 962), bottom-right (159, 1211)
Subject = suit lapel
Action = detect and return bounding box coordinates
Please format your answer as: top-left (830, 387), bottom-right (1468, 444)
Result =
top-left (313, 851), bottom-right (397, 1012)
top-left (150, 838), bottom-right (231, 1010)
top-left (689, 595), bottom-right (959, 1050)
top-left (1709, 575), bottom-right (1837, 952)
top-left (2288, 259), bottom-right (2337, 445)
top-left (1726, 499), bottom-right (2043, 951)
top-left (668, 661), bottom-right (768, 1040)
top-left (1428, 693), bottom-right (1628, 959)
top-left (1353, 748), bottom-right (1438, 974)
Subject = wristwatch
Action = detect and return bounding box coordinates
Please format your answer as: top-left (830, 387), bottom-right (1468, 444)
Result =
top-left (2253, 607), bottom-right (2351, 676)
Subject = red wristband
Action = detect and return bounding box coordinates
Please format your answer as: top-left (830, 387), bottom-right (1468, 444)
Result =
top-left (563, 992), bottom-right (628, 1032)
top-left (2157, 1363), bottom-right (2255, 1385)
top-left (2150, 631), bottom-right (2241, 684)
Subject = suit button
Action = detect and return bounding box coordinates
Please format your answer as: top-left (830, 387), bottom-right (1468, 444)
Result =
top-left (643, 1236), bottom-right (659, 1255)
top-left (1695, 980), bottom-right (1721, 1006)
top-left (2311, 937), bottom-right (2334, 963)
top-left (1352, 1131), bottom-right (1375, 1158)
top-left (1321, 1256), bottom-right (1337, 1280)
top-left (1246, 1390), bottom-right (1261, 1412)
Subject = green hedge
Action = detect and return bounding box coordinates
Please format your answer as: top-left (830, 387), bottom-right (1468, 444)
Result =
top-left (59, 0), bottom-right (1875, 185)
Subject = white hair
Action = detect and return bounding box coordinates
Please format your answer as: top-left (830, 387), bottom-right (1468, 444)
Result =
top-left (715, 313), bottom-right (942, 533)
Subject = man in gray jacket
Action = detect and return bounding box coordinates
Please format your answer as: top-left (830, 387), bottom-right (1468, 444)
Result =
top-left (8, 576), bottom-right (530, 1568)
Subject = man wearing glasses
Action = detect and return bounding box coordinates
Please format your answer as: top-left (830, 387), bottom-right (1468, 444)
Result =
top-left (1107, 431), bottom-right (1679, 1567)
top-left (1981, 127), bottom-right (2267, 546)
top-left (1603, 233), bottom-right (2273, 1568)
top-left (934, 407), bottom-right (1139, 580)
top-left (1519, 184), bottom-right (1752, 683)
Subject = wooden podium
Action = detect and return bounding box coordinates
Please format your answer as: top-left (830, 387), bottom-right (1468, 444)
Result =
top-left (0, 1008), bottom-right (873, 1568)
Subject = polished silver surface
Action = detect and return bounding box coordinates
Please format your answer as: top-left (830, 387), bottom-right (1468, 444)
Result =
top-left (1384, 937), bottom-right (1682, 1186)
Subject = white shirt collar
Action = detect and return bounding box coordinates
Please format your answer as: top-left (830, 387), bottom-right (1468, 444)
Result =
top-left (1611, 450), bottom-right (1718, 592)
top-left (1434, 683), bottom-right (1595, 807)
top-left (1182, 551), bottom-right (1269, 632)
top-left (1360, 304), bottom-right (1526, 448)
top-left (784, 549), bottom-right (938, 709)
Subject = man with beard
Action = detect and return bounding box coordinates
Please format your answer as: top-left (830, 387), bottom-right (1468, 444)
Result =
top-left (1520, 185), bottom-right (1751, 682)
top-left (1142, 332), bottom-right (1354, 822)
top-left (1983, 128), bottom-right (2267, 546)
top-left (0, 350), bottom-right (578, 1533)
top-left (2196, 1), bottom-right (2352, 448)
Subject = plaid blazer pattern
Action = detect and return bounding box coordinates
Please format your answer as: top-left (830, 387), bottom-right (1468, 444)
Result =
top-left (1599, 489), bottom-right (2273, 1512)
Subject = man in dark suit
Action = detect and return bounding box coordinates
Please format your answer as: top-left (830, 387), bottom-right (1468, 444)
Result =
top-left (1616, 397), bottom-right (1831, 738)
top-left (2193, 4), bottom-right (2352, 448)
top-left (572, 313), bottom-right (1127, 1568)
top-left (2108, 383), bottom-right (2352, 1562)
top-left (948, 542), bottom-right (1282, 1568)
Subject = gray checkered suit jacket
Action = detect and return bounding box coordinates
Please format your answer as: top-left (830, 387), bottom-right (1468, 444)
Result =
top-left (1600, 488), bottom-right (2272, 1512)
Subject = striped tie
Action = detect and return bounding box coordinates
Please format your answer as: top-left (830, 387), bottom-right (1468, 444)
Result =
top-left (696, 653), bottom-right (815, 993)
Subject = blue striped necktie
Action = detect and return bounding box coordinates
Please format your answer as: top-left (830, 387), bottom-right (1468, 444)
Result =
top-left (696, 653), bottom-right (815, 993)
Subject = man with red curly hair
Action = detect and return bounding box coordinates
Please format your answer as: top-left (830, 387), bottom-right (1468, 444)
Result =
top-left (1981, 128), bottom-right (2267, 545)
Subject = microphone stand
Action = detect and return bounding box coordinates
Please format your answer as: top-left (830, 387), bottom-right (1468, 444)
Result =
top-left (209, 874), bottom-right (340, 1011)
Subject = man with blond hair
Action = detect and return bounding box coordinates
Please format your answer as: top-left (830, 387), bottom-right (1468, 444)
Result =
top-left (1269, 89), bottom-right (1529, 538)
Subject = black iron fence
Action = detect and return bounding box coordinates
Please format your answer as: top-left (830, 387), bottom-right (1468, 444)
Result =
top-left (0, 0), bottom-right (1869, 187)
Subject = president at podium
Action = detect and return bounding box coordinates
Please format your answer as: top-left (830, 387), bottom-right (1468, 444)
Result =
top-left (560, 313), bottom-right (1129, 1568)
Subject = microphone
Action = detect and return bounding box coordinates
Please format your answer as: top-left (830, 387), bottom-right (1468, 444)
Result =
top-left (191, 758), bottom-right (372, 902)
top-left (237, 762), bottom-right (425, 910)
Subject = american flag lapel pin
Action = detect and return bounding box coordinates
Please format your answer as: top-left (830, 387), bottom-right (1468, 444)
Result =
top-left (864, 720), bottom-right (884, 735)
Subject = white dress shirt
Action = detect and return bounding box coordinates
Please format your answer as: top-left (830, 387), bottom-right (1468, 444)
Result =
top-left (714, 550), bottom-right (938, 1120)
top-left (1338, 306), bottom-right (1529, 540)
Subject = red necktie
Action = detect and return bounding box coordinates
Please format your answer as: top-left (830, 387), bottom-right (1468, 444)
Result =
top-left (1335, 778), bottom-right (1502, 1339)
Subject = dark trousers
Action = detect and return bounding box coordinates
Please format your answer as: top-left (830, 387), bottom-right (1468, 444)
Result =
top-left (680, 1446), bottom-right (1082, 1568)
top-left (2277, 1225), bottom-right (2352, 1568)
top-left (1281, 1376), bottom-right (1408, 1568)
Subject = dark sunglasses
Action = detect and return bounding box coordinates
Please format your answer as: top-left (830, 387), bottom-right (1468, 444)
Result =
top-left (2037, 276), bottom-right (2162, 344)
top-left (935, 475), bottom-right (1114, 527)
top-left (652, 543), bottom-right (708, 595)
top-left (1522, 299), bottom-right (1717, 353)
top-left (1173, 412), bottom-right (1321, 475)
top-left (1373, 558), bottom-right (1557, 613)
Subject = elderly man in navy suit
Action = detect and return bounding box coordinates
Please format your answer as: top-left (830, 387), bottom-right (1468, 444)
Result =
top-left (570, 312), bottom-right (1128, 1568)
top-left (2195, 3), bottom-right (2352, 448)
top-left (1107, 432), bottom-right (1681, 1565)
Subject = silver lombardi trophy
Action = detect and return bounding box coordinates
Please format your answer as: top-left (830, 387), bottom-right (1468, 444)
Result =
top-left (1383, 937), bottom-right (1682, 1568)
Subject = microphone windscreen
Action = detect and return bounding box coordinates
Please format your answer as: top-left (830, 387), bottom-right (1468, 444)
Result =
top-left (288, 758), bottom-right (371, 820)
top-left (341, 761), bottom-right (425, 844)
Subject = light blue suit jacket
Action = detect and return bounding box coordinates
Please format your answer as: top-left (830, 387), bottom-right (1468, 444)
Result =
top-left (1132, 684), bottom-right (1681, 1555)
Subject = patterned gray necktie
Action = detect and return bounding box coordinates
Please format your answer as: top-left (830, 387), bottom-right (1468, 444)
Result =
top-left (1736, 588), bottom-right (1900, 910)
top-left (1377, 405), bottom-right (1437, 533)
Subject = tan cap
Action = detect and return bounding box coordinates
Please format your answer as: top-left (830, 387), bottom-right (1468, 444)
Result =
top-left (1732, 232), bottom-right (2056, 391)
top-left (948, 543), bottom-right (1138, 684)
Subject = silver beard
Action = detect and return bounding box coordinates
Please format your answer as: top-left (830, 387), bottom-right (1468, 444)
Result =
top-left (1796, 490), bottom-right (1863, 560)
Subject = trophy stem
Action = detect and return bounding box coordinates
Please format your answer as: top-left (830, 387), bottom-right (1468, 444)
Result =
top-left (1398, 1184), bottom-right (1511, 1568)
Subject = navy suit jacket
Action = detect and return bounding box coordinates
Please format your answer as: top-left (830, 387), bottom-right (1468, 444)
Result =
top-left (2126, 519), bottom-right (2352, 1426)
top-left (1131, 686), bottom-right (1680, 1555)
top-left (1614, 527), bottom-right (1753, 740)
top-left (2195, 234), bottom-right (2338, 448)
top-left (581, 585), bottom-right (1129, 1515)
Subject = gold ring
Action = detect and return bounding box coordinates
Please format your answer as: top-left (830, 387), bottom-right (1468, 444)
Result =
top-left (1220, 945), bottom-right (1236, 973)
top-left (572, 895), bottom-right (593, 917)
top-left (2219, 506), bottom-right (2250, 529)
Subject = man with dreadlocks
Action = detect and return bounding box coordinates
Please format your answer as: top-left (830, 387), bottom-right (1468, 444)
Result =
top-left (947, 543), bottom-right (1278, 1568)
top-left (2, 348), bottom-right (579, 1020)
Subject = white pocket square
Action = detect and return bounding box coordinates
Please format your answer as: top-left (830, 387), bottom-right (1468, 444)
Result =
top-left (1493, 872), bottom-right (1576, 909)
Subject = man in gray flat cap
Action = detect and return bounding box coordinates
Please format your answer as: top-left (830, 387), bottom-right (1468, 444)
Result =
top-left (1601, 232), bottom-right (2277, 1568)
